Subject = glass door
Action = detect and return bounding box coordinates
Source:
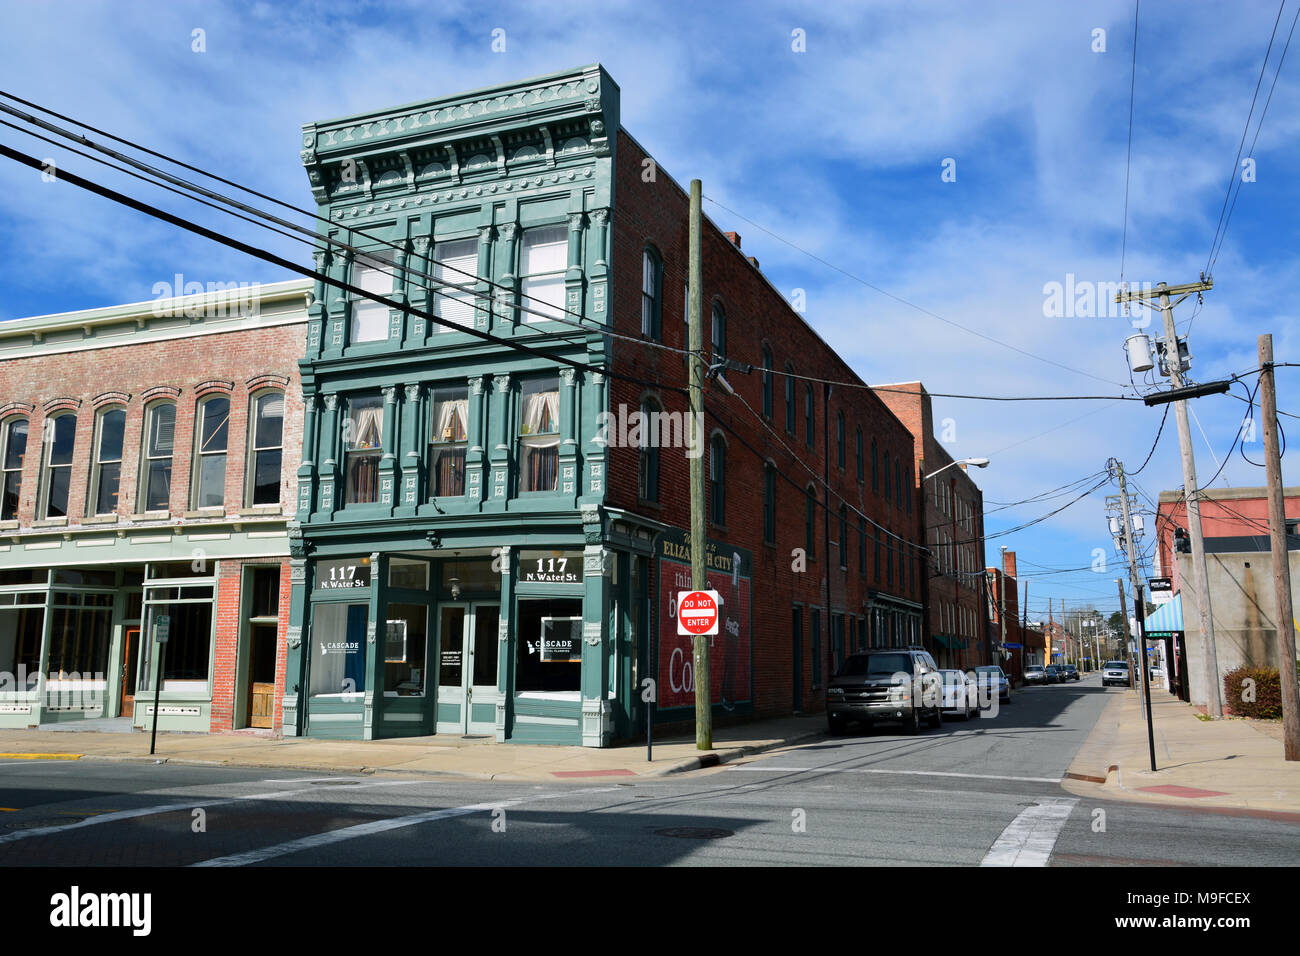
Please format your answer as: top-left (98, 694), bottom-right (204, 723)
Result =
top-left (436, 603), bottom-right (501, 736)
top-left (468, 604), bottom-right (500, 735)
top-left (436, 605), bottom-right (468, 734)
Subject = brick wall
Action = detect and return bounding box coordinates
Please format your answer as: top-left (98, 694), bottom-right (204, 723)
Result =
top-left (607, 130), bottom-right (923, 718)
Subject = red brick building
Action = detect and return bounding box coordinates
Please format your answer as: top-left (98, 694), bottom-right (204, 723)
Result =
top-left (0, 280), bottom-right (307, 733)
top-left (606, 131), bottom-right (925, 720)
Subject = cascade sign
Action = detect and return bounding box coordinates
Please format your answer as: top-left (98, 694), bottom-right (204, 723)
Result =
top-left (677, 590), bottom-right (720, 636)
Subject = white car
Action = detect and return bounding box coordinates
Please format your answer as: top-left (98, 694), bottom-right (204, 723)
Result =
top-left (939, 669), bottom-right (978, 721)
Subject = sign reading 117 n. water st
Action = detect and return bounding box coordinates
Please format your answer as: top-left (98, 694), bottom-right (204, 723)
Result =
top-left (519, 550), bottom-right (583, 585)
top-left (316, 558), bottom-right (372, 590)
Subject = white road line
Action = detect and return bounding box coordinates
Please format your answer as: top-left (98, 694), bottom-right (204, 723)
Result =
top-left (0, 779), bottom-right (426, 846)
top-left (191, 786), bottom-right (622, 867)
top-left (727, 766), bottom-right (1062, 784)
top-left (980, 797), bottom-right (1078, 867)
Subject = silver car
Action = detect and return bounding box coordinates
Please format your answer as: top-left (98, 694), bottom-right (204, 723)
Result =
top-left (1102, 660), bottom-right (1130, 687)
top-left (940, 669), bottom-right (978, 720)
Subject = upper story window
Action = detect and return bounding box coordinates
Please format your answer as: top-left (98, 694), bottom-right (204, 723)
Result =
top-left (520, 226), bottom-right (567, 322)
top-left (430, 385), bottom-right (468, 498)
top-left (641, 248), bottom-right (662, 339)
top-left (89, 407), bottom-right (125, 517)
top-left (1, 417), bottom-right (27, 521)
top-left (856, 428), bottom-right (864, 482)
top-left (139, 403), bottom-right (175, 512)
top-left (836, 412), bottom-right (846, 469)
top-left (345, 394), bottom-right (383, 505)
top-left (763, 463), bottom-right (776, 544)
top-left (804, 384), bottom-right (815, 449)
top-left (40, 413), bottom-right (78, 518)
top-left (433, 238), bottom-right (479, 331)
top-left (192, 395), bottom-right (229, 509)
top-left (838, 504), bottom-right (848, 568)
top-left (761, 347), bottom-right (774, 418)
top-left (638, 397), bottom-right (660, 503)
top-left (350, 252), bottom-right (395, 344)
top-left (711, 303), bottom-right (726, 361)
top-left (883, 450), bottom-right (892, 502)
top-left (519, 377), bottom-right (559, 492)
top-left (784, 364), bottom-right (796, 434)
top-left (895, 458), bottom-right (903, 509)
top-left (871, 438), bottom-right (879, 491)
top-left (708, 434), bottom-right (726, 525)
top-left (248, 391), bottom-right (284, 506)
top-left (805, 485), bottom-right (817, 554)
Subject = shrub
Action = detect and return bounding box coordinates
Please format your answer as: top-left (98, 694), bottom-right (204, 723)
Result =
top-left (1223, 665), bottom-right (1286, 719)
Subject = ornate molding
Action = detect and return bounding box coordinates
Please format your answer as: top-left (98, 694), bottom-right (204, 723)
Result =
top-left (404, 383), bottom-right (421, 403)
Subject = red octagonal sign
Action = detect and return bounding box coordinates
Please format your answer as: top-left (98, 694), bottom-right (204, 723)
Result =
top-left (677, 590), bottom-right (720, 636)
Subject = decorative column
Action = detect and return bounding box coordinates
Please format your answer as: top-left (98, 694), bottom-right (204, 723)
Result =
top-left (495, 223), bottom-right (517, 330)
top-left (581, 512), bottom-right (612, 747)
top-left (410, 236), bottom-right (430, 339)
top-left (583, 371), bottom-right (606, 502)
top-left (474, 224), bottom-right (494, 331)
top-left (564, 211), bottom-right (585, 321)
top-left (466, 376), bottom-right (486, 505)
top-left (588, 208), bottom-right (609, 321)
top-left (559, 368), bottom-right (579, 502)
top-left (390, 239), bottom-right (410, 344)
top-left (327, 252), bottom-right (351, 356)
top-left (379, 386), bottom-right (398, 514)
top-left (399, 383), bottom-right (421, 515)
top-left (494, 545), bottom-right (515, 743)
top-left (307, 249), bottom-right (330, 358)
top-left (362, 551), bottom-right (382, 740)
top-left (487, 374), bottom-right (512, 508)
top-left (318, 393), bottom-right (340, 517)
top-left (296, 393), bottom-right (318, 521)
top-left (282, 551), bottom-right (308, 736)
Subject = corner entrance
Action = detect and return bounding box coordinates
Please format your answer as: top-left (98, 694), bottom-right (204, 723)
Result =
top-left (436, 603), bottom-right (500, 735)
top-left (118, 626), bottom-right (140, 718)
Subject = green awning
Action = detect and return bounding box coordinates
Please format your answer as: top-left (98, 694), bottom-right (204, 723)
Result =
top-left (934, 635), bottom-right (968, 649)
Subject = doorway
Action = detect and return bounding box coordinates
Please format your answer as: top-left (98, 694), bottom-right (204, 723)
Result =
top-left (246, 622), bottom-right (277, 729)
top-left (436, 603), bottom-right (500, 735)
top-left (119, 626), bottom-right (140, 718)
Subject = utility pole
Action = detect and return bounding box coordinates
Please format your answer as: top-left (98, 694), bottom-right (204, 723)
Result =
top-left (1258, 333), bottom-right (1299, 760)
top-left (688, 179), bottom-right (710, 751)
top-left (1021, 580), bottom-right (1029, 677)
top-left (1117, 578), bottom-right (1135, 690)
top-left (1117, 279), bottom-right (1221, 715)
top-left (1115, 459), bottom-right (1158, 769)
top-left (999, 546), bottom-right (1007, 664)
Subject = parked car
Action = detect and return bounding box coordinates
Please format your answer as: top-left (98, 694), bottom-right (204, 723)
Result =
top-left (826, 647), bottom-right (944, 735)
top-left (940, 669), bottom-right (978, 720)
top-left (973, 665), bottom-right (1011, 705)
top-left (1102, 660), bottom-right (1130, 687)
top-left (1062, 664), bottom-right (1080, 681)
top-left (1044, 664), bottom-right (1062, 683)
top-left (1023, 664), bottom-right (1048, 685)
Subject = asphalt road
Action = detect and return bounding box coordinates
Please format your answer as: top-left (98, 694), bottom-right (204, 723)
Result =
top-left (0, 674), bottom-right (1296, 867)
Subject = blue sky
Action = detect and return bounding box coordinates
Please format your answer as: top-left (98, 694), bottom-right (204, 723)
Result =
top-left (0, 0), bottom-right (1296, 621)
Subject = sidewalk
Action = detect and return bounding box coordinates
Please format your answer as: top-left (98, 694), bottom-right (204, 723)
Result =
top-left (1062, 687), bottom-right (1300, 817)
top-left (0, 716), bottom-right (826, 782)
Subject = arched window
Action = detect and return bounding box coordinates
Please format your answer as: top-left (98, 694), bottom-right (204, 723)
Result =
top-left (761, 346), bottom-right (774, 418)
top-left (838, 504), bottom-right (848, 568)
top-left (89, 407), bottom-right (126, 516)
top-left (805, 485), bottom-right (817, 553)
top-left (708, 434), bottom-right (725, 525)
top-left (1, 417), bottom-right (29, 521)
top-left (871, 438), bottom-right (879, 492)
top-left (249, 391), bottom-right (286, 505)
top-left (638, 397), bottom-right (660, 503)
top-left (883, 450), bottom-right (891, 501)
top-left (858, 516), bottom-right (867, 574)
top-left (641, 247), bottom-right (662, 339)
top-left (193, 395), bottom-right (230, 509)
top-left (855, 427), bottom-right (863, 482)
top-left (804, 384), bottom-right (815, 449)
top-left (40, 412), bottom-right (78, 518)
top-left (763, 463), bottom-right (776, 544)
top-left (836, 411), bottom-right (845, 469)
top-left (138, 403), bottom-right (175, 512)
top-left (895, 458), bottom-right (903, 509)
top-left (784, 364), bottom-right (796, 434)
top-left (711, 302), bottom-right (726, 361)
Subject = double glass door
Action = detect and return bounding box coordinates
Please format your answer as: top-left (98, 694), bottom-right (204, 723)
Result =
top-left (436, 603), bottom-right (500, 735)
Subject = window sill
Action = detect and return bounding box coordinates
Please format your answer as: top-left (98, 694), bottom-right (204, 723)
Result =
top-left (0, 520), bottom-right (19, 531)
top-left (81, 515), bottom-right (118, 525)
top-left (183, 509), bottom-right (226, 519)
top-left (238, 505), bottom-right (283, 516)
top-left (31, 518), bottom-right (68, 528)
top-left (130, 512), bottom-right (172, 522)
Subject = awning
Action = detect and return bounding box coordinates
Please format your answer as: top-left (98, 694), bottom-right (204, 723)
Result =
top-left (934, 635), bottom-right (968, 649)
top-left (1143, 594), bottom-right (1184, 635)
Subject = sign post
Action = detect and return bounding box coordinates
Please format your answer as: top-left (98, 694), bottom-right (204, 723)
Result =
top-left (149, 614), bottom-right (170, 756)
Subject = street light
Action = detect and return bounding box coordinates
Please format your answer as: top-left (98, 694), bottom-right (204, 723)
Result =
top-left (924, 457), bottom-right (990, 481)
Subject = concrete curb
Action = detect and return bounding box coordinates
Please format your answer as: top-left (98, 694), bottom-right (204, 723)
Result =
top-left (646, 729), bottom-right (826, 777)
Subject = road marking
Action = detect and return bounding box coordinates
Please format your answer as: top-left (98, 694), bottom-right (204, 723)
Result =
top-left (0, 779), bottom-right (426, 846)
top-left (0, 753), bottom-right (82, 760)
top-left (726, 766), bottom-right (1062, 784)
top-left (191, 786), bottom-right (622, 867)
top-left (981, 797), bottom-right (1078, 867)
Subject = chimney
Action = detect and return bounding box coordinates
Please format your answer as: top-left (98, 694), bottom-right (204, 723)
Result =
top-left (724, 231), bottom-right (742, 249)
top-left (1002, 550), bottom-right (1017, 578)
top-left (747, 256), bottom-right (760, 270)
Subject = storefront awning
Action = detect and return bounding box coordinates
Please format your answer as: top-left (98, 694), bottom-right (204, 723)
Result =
top-left (934, 635), bottom-right (968, 649)
top-left (1143, 593), bottom-right (1184, 635)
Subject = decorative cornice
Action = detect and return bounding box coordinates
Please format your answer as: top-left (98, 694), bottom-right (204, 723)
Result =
top-left (247, 373), bottom-right (290, 391)
top-left (140, 385), bottom-right (182, 404)
top-left (194, 379), bottom-right (235, 397)
top-left (42, 397), bottom-right (82, 414)
top-left (90, 391), bottom-right (131, 409)
top-left (0, 401), bottom-right (34, 420)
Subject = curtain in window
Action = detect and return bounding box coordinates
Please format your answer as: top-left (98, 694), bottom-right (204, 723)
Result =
top-left (349, 405), bottom-right (384, 450)
top-left (521, 390), bottom-right (559, 435)
top-left (433, 398), bottom-right (469, 443)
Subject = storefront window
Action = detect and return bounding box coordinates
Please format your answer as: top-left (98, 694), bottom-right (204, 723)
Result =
top-left (439, 558), bottom-right (499, 595)
top-left (384, 603), bottom-right (427, 697)
top-left (429, 385), bottom-right (468, 497)
top-left (515, 598), bottom-right (582, 695)
top-left (309, 602), bottom-right (368, 697)
top-left (389, 558), bottom-right (429, 590)
top-left (46, 594), bottom-right (114, 679)
top-left (0, 605), bottom-right (44, 689)
top-left (139, 598), bottom-right (213, 692)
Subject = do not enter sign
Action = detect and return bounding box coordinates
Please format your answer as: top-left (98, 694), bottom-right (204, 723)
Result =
top-left (676, 590), bottom-right (720, 636)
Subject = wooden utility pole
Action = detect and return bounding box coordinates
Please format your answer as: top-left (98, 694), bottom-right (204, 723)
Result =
top-left (1258, 333), bottom-right (1299, 760)
top-left (688, 179), bottom-right (711, 750)
top-left (1116, 459), bottom-right (1158, 769)
top-left (1117, 279), bottom-right (1221, 714)
top-left (1117, 578), bottom-right (1135, 690)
